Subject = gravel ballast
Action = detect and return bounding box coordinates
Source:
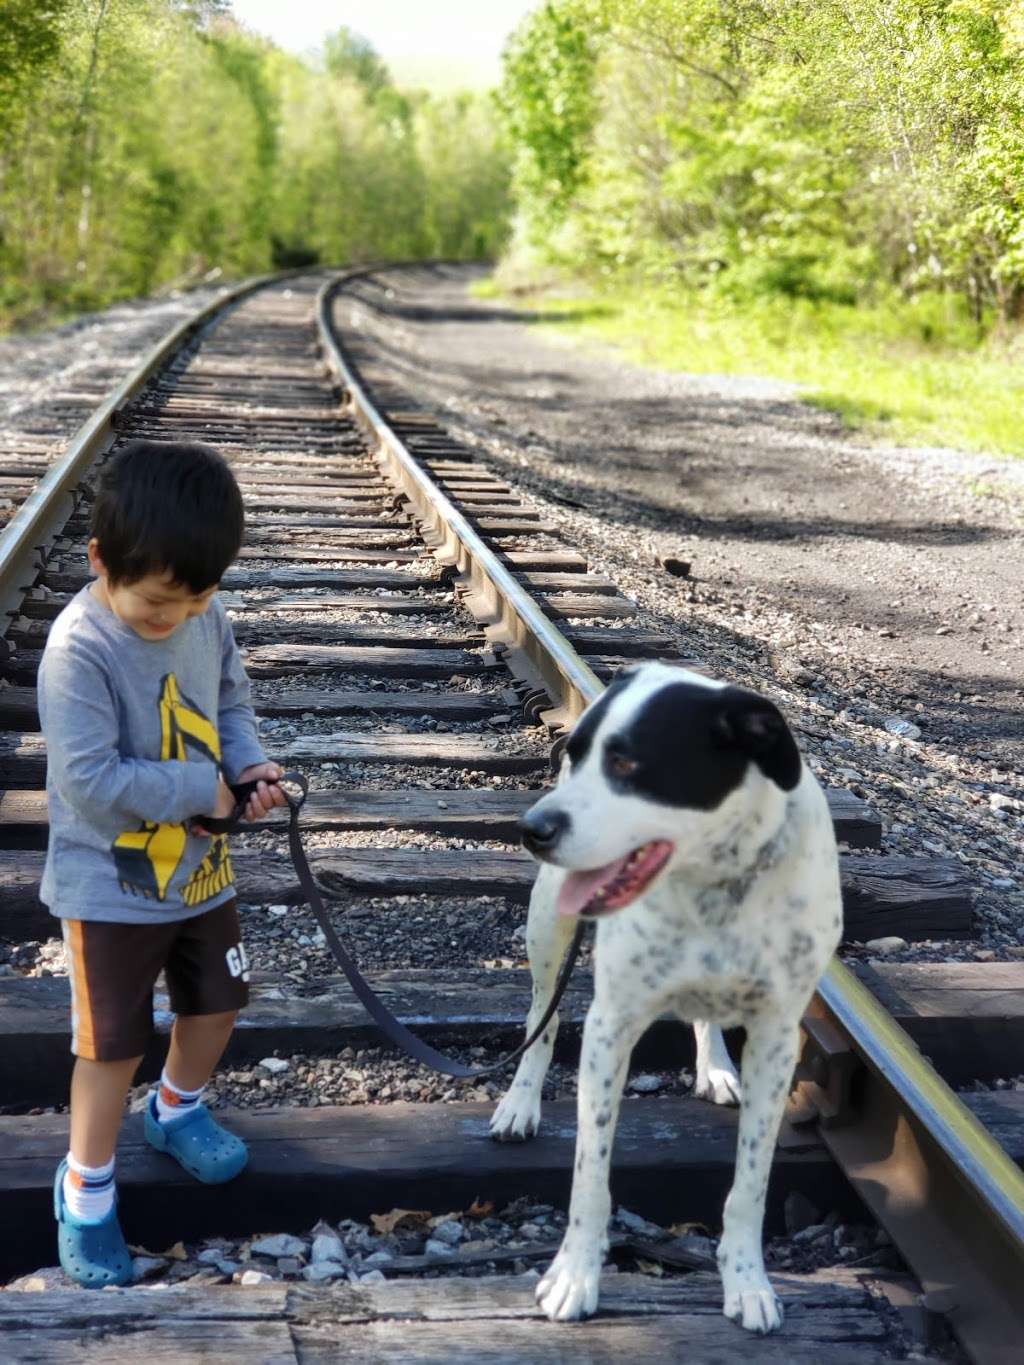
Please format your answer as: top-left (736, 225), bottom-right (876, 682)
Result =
top-left (332, 265), bottom-right (1024, 967)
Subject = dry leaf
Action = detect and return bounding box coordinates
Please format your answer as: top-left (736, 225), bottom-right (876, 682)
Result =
top-left (370, 1208), bottom-right (432, 1236)
top-left (131, 1244), bottom-right (187, 1261)
top-left (636, 1259), bottom-right (664, 1277)
top-left (466, 1198), bottom-right (494, 1219)
top-left (668, 1221), bottom-right (710, 1238)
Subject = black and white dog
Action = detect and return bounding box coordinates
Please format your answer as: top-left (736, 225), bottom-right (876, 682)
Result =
top-left (490, 663), bottom-right (842, 1334)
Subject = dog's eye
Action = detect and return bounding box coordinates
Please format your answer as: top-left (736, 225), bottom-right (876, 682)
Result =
top-left (609, 754), bottom-right (639, 778)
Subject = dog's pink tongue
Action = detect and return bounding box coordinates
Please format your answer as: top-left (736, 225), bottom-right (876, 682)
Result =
top-left (557, 854), bottom-right (630, 917)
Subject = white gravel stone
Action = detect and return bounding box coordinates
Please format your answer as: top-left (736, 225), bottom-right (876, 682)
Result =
top-left (883, 717), bottom-right (922, 740)
top-left (312, 1233), bottom-right (348, 1265)
top-left (627, 1073), bottom-right (665, 1094)
top-left (428, 1228), bottom-right (464, 1250)
top-left (131, 1256), bottom-right (168, 1281)
top-left (424, 1238), bottom-right (455, 1257)
top-left (257, 1058), bottom-right (290, 1075)
top-left (303, 1262), bottom-right (347, 1281)
top-left (251, 1233), bottom-right (306, 1258)
top-left (430, 1220), bottom-right (465, 1246)
top-left (615, 1207), bottom-right (664, 1239)
top-left (240, 1269), bottom-right (273, 1286)
top-left (865, 936), bottom-right (908, 955)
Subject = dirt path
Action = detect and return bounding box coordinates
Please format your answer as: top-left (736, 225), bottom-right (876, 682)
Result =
top-left (336, 263), bottom-right (1023, 966)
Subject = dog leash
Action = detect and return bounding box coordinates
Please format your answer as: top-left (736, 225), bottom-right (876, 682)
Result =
top-left (205, 772), bottom-right (586, 1080)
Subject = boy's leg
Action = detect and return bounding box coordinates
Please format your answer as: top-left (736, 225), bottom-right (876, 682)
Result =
top-left (63, 915), bottom-right (171, 1162)
top-left (162, 897), bottom-right (248, 1096)
top-left (58, 918), bottom-right (168, 1287)
top-left (165, 1009), bottom-right (238, 1091)
top-left (70, 1054), bottom-right (144, 1167)
top-left (146, 898), bottom-right (249, 1182)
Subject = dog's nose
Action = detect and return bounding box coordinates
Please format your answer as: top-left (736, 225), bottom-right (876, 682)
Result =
top-left (520, 807), bottom-right (570, 854)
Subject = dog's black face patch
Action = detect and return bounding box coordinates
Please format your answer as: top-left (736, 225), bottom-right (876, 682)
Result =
top-left (592, 681), bottom-right (800, 808)
top-left (565, 669), bottom-right (637, 770)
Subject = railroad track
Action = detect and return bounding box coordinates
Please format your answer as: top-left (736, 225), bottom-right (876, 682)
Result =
top-left (0, 268), bottom-right (1022, 1362)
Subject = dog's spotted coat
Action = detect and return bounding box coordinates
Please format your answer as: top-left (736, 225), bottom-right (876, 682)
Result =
top-left (490, 663), bottom-right (842, 1334)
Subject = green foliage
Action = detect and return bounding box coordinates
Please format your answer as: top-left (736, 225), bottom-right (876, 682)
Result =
top-left (0, 6), bottom-right (511, 330)
top-left (497, 0), bottom-right (1024, 322)
top-left (323, 26), bottom-right (392, 96)
top-left (498, 1), bottom-right (605, 237)
top-left (494, 274), bottom-right (1024, 456)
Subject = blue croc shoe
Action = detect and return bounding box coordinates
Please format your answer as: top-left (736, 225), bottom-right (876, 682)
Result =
top-left (54, 1160), bottom-right (132, 1288)
top-left (144, 1092), bottom-right (248, 1184)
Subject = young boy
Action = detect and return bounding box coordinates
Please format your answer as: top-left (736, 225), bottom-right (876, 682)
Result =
top-left (39, 439), bottom-right (287, 1287)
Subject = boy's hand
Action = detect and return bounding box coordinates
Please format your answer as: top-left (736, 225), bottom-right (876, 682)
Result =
top-left (235, 761), bottom-right (288, 821)
top-left (191, 777), bottom-right (238, 836)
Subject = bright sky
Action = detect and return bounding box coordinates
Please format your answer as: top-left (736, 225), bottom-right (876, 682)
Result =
top-left (229, 1), bottom-right (539, 87)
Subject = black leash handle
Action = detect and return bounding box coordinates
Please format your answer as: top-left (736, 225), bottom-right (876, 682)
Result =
top-left (254, 771), bottom-right (585, 1080)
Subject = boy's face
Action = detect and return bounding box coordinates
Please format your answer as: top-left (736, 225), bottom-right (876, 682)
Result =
top-left (87, 540), bottom-right (217, 641)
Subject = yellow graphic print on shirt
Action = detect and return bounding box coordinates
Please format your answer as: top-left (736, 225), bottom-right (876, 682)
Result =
top-left (112, 674), bottom-right (234, 905)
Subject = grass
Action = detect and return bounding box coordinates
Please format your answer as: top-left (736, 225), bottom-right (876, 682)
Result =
top-left (472, 275), bottom-right (1024, 458)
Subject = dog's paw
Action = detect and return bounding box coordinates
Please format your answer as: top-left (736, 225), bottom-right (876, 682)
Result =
top-left (694, 1063), bottom-right (741, 1107)
top-left (722, 1280), bottom-right (783, 1334)
top-left (489, 1088), bottom-right (541, 1142)
top-left (535, 1244), bottom-right (601, 1322)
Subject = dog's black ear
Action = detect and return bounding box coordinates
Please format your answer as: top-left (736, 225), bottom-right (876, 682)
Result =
top-left (713, 689), bottom-right (801, 791)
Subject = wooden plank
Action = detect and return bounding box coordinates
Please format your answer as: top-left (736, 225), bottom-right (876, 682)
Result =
top-left (0, 1099), bottom-right (858, 1281)
top-left (21, 588), bottom-right (439, 623)
top-left (520, 572), bottom-right (619, 595)
top-left (501, 551), bottom-right (588, 572)
top-left (566, 627), bottom-right (672, 654)
top-left (0, 1322), bottom-right (296, 1364)
top-left (4, 643), bottom-right (494, 685)
top-left (854, 961), bottom-right (1024, 1086)
top-left (236, 546), bottom-right (422, 565)
top-left (840, 855), bottom-right (973, 940)
top-left (0, 684), bottom-right (511, 731)
top-left (235, 623), bottom-right (473, 648)
top-left (0, 1273), bottom-right (914, 1365)
top-left (0, 784), bottom-right (883, 849)
top-left (243, 644), bottom-right (495, 680)
top-left (0, 729), bottom-right (545, 788)
top-left (0, 968), bottom-right (603, 1105)
top-left (0, 847), bottom-right (966, 944)
top-left (547, 596), bottom-right (637, 620)
top-left (10, 620), bottom-right (476, 652)
top-left (472, 518), bottom-right (556, 535)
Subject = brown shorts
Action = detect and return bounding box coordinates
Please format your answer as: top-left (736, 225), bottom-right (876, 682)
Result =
top-left (61, 898), bottom-right (249, 1062)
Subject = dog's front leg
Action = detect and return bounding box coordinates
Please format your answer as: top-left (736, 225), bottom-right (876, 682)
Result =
top-left (717, 1014), bottom-right (800, 1334)
top-left (536, 1004), bottom-right (640, 1321)
top-left (491, 868), bottom-right (576, 1142)
top-left (693, 1019), bottom-right (741, 1106)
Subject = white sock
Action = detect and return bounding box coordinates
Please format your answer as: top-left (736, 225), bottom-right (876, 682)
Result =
top-left (63, 1153), bottom-right (115, 1223)
top-left (154, 1068), bottom-right (204, 1123)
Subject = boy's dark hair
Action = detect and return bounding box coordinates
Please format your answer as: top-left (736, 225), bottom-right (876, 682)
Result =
top-left (91, 440), bottom-right (244, 592)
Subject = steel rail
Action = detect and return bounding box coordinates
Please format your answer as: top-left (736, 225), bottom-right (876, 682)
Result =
top-left (805, 959), bottom-right (1024, 1364)
top-left (0, 268), bottom-right (312, 625)
top-left (316, 274), bottom-right (602, 730)
top-left (321, 266), bottom-right (1024, 1365)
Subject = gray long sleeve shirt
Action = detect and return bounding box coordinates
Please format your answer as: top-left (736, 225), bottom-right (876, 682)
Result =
top-left (38, 587), bottom-right (266, 923)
